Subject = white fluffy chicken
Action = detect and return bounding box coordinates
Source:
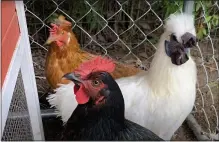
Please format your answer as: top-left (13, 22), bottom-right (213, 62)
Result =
top-left (47, 13), bottom-right (197, 140)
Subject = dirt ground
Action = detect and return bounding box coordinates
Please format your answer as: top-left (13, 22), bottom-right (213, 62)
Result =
top-left (172, 122), bottom-right (197, 140)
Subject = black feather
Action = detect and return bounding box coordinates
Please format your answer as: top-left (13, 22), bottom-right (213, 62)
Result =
top-left (59, 72), bottom-right (163, 141)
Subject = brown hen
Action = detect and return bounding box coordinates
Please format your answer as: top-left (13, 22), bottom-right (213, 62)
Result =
top-left (45, 15), bottom-right (140, 89)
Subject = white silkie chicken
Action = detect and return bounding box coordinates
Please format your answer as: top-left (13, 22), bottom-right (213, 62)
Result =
top-left (47, 13), bottom-right (197, 140)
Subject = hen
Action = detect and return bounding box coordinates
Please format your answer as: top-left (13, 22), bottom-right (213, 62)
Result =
top-left (44, 15), bottom-right (140, 89)
top-left (47, 13), bottom-right (197, 140)
top-left (59, 57), bottom-right (163, 141)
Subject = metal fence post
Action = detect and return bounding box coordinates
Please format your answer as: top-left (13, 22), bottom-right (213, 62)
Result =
top-left (183, 0), bottom-right (194, 14)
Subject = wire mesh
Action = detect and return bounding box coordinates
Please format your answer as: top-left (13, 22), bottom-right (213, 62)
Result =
top-left (2, 70), bottom-right (33, 141)
top-left (192, 1), bottom-right (219, 139)
top-left (23, 0), bottom-right (218, 140)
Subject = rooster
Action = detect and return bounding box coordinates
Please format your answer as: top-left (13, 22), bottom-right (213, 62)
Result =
top-left (47, 13), bottom-right (197, 140)
top-left (44, 15), bottom-right (140, 89)
top-left (59, 57), bottom-right (163, 141)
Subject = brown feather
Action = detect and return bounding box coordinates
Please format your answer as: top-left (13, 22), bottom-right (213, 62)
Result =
top-left (45, 29), bottom-right (140, 89)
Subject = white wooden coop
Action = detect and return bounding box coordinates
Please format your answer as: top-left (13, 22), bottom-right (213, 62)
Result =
top-left (1, 1), bottom-right (44, 140)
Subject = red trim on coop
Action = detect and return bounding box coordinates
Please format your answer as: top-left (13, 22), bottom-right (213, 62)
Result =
top-left (1, 1), bottom-right (20, 87)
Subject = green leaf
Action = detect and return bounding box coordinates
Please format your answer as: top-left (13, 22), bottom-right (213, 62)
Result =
top-left (208, 23), bottom-right (211, 30)
top-left (205, 16), bottom-right (212, 23)
top-left (206, 1), bottom-right (212, 7)
top-left (195, 2), bottom-right (201, 12)
top-left (216, 19), bottom-right (219, 26)
top-left (202, 28), bottom-right (207, 35)
top-left (212, 19), bottom-right (216, 27)
top-left (212, 18), bottom-right (219, 27)
top-left (213, 15), bottom-right (219, 19)
top-left (197, 28), bottom-right (204, 39)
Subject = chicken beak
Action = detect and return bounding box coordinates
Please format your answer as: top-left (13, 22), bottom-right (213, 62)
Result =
top-left (62, 72), bottom-right (82, 85)
top-left (44, 40), bottom-right (51, 45)
top-left (44, 36), bottom-right (56, 45)
top-left (181, 32), bottom-right (197, 48)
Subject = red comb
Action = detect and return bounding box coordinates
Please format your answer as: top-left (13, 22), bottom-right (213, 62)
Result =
top-left (74, 56), bottom-right (115, 79)
top-left (49, 23), bottom-right (59, 36)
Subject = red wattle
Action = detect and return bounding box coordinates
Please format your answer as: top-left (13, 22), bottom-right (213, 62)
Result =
top-left (74, 85), bottom-right (89, 104)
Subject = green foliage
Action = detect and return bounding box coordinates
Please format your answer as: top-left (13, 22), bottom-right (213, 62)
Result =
top-left (194, 1), bottom-right (219, 39)
top-left (48, 0), bottom-right (108, 33)
top-left (162, 0), bottom-right (183, 19)
top-left (71, 0), bottom-right (106, 32)
top-left (163, 0), bottom-right (218, 40)
top-left (46, 0), bottom-right (218, 40)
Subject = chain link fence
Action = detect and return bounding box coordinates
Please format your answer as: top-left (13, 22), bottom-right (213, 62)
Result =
top-left (192, 1), bottom-right (219, 139)
top-left (23, 0), bottom-right (218, 140)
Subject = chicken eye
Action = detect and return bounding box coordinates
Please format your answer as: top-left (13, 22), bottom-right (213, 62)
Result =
top-left (61, 31), bottom-right (64, 35)
top-left (92, 80), bottom-right (100, 87)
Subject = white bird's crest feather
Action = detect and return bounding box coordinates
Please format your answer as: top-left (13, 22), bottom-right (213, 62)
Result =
top-left (165, 13), bottom-right (195, 42)
top-left (47, 12), bottom-right (197, 140)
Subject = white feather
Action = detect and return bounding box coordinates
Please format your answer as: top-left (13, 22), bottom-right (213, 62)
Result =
top-left (47, 13), bottom-right (197, 140)
top-left (47, 82), bottom-right (76, 123)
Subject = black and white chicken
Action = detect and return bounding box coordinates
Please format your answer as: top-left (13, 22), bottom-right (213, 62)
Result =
top-left (59, 57), bottom-right (163, 141)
